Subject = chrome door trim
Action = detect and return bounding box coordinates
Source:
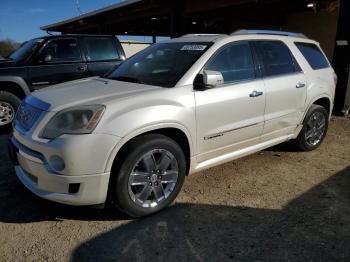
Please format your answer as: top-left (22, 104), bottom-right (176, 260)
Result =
top-left (204, 122), bottom-right (260, 140)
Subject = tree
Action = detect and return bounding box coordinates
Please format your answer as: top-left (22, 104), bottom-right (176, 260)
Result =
top-left (0, 39), bottom-right (20, 58)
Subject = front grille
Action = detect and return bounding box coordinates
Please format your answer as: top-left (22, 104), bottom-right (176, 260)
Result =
top-left (15, 102), bottom-right (43, 131)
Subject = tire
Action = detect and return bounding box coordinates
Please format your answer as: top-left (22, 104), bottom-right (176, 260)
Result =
top-left (294, 104), bottom-right (329, 151)
top-left (0, 91), bottom-right (21, 129)
top-left (110, 134), bottom-right (186, 217)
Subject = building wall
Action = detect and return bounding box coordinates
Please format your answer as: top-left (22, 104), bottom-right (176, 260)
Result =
top-left (121, 41), bottom-right (150, 58)
top-left (284, 8), bottom-right (339, 60)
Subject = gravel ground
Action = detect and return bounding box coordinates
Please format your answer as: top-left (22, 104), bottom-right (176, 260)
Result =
top-left (0, 117), bottom-right (349, 262)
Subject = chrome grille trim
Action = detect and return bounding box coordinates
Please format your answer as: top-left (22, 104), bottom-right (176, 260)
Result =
top-left (14, 96), bottom-right (50, 132)
top-left (15, 102), bottom-right (43, 131)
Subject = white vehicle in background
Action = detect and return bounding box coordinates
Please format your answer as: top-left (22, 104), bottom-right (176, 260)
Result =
top-left (9, 30), bottom-right (336, 217)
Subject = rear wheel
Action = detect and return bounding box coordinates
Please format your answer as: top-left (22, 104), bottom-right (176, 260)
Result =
top-left (0, 91), bottom-right (20, 128)
top-left (294, 104), bottom-right (329, 151)
top-left (110, 134), bottom-right (186, 217)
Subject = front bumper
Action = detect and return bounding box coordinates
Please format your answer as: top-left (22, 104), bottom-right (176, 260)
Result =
top-left (9, 130), bottom-right (121, 206)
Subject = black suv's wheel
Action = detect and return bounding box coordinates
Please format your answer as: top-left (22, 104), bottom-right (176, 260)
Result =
top-left (0, 91), bottom-right (20, 128)
top-left (110, 134), bottom-right (186, 217)
top-left (294, 104), bottom-right (329, 151)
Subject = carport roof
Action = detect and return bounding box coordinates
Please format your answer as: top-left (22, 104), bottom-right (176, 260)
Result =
top-left (41, 0), bottom-right (142, 31)
top-left (41, 0), bottom-right (333, 37)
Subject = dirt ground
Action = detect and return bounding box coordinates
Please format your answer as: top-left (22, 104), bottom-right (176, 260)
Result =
top-left (0, 117), bottom-right (349, 262)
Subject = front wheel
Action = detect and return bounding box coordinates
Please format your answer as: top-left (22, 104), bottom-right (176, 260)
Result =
top-left (294, 104), bottom-right (329, 151)
top-left (110, 134), bottom-right (186, 217)
top-left (0, 91), bottom-right (20, 129)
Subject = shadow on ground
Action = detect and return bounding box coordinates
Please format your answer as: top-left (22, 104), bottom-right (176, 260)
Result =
top-left (69, 166), bottom-right (350, 262)
top-left (0, 133), bottom-right (128, 222)
top-left (1, 132), bottom-right (349, 261)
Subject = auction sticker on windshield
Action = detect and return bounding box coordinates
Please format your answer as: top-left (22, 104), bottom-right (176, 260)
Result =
top-left (181, 45), bottom-right (207, 51)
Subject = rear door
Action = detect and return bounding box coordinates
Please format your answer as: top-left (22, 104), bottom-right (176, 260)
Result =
top-left (81, 37), bottom-right (124, 77)
top-left (253, 40), bottom-right (307, 140)
top-left (27, 37), bottom-right (87, 89)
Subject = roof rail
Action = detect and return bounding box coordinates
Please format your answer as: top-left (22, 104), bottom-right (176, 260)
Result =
top-left (231, 29), bottom-right (308, 39)
top-left (181, 33), bottom-right (226, 38)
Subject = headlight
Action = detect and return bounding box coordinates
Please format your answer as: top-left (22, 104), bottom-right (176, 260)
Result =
top-left (42, 105), bottom-right (105, 139)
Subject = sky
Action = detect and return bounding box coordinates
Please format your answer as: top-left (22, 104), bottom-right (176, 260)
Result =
top-left (0, 0), bottom-right (161, 43)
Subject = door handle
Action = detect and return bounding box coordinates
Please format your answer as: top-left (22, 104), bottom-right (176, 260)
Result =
top-left (296, 82), bottom-right (306, 88)
top-left (249, 90), bottom-right (264, 97)
top-left (77, 65), bottom-right (87, 72)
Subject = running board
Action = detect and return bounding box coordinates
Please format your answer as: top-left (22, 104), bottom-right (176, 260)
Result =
top-left (193, 134), bottom-right (294, 173)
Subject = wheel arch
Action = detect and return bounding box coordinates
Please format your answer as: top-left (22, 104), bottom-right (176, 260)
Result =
top-left (303, 94), bottom-right (332, 123)
top-left (105, 123), bottom-right (194, 176)
top-left (0, 76), bottom-right (30, 100)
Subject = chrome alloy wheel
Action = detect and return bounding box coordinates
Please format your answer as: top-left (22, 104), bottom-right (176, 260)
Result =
top-left (305, 111), bottom-right (326, 146)
top-left (0, 101), bottom-right (15, 126)
top-left (128, 149), bottom-right (179, 208)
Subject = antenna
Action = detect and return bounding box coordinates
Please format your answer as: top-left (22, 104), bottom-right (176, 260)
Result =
top-left (75, 0), bottom-right (83, 14)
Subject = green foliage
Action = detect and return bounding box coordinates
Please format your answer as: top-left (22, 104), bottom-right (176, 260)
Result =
top-left (0, 39), bottom-right (20, 58)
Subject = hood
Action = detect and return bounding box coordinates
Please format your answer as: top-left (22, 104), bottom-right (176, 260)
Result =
top-left (32, 77), bottom-right (162, 111)
top-left (0, 59), bottom-right (16, 67)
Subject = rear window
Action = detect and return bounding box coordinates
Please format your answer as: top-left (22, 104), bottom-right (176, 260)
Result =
top-left (295, 42), bottom-right (329, 70)
top-left (255, 41), bottom-right (301, 77)
top-left (84, 37), bottom-right (120, 61)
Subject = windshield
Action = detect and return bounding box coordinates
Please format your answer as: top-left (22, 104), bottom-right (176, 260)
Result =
top-left (9, 38), bottom-right (43, 61)
top-left (107, 42), bottom-right (212, 87)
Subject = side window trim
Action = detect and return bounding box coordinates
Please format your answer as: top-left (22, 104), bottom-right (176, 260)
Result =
top-left (202, 40), bottom-right (259, 87)
top-left (253, 40), bottom-right (304, 79)
top-left (249, 41), bottom-right (264, 79)
top-left (36, 37), bottom-right (83, 64)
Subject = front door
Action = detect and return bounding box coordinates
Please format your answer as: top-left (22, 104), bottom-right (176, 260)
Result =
top-left (195, 41), bottom-right (266, 163)
top-left (27, 37), bottom-right (87, 90)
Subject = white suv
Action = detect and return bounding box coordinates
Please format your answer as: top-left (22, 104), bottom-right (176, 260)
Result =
top-left (8, 30), bottom-right (336, 217)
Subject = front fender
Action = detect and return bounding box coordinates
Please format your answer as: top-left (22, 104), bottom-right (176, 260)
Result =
top-left (103, 121), bottom-right (194, 172)
top-left (0, 76), bottom-right (30, 95)
top-left (93, 85), bottom-right (196, 172)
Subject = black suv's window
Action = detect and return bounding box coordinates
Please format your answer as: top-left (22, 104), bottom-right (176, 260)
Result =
top-left (40, 38), bottom-right (81, 62)
top-left (295, 42), bottom-right (329, 70)
top-left (84, 37), bottom-right (120, 61)
top-left (9, 39), bottom-right (43, 61)
top-left (256, 41), bottom-right (300, 77)
top-left (205, 41), bottom-right (255, 84)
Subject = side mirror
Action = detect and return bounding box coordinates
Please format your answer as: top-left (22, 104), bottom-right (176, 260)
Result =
top-left (194, 70), bottom-right (224, 90)
top-left (44, 53), bottom-right (52, 62)
top-left (37, 53), bottom-right (52, 64)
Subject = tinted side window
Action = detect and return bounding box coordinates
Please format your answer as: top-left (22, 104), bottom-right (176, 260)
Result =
top-left (295, 42), bottom-right (329, 70)
top-left (84, 38), bottom-right (120, 61)
top-left (40, 38), bottom-right (81, 62)
top-left (205, 42), bottom-right (255, 84)
top-left (256, 41), bottom-right (299, 77)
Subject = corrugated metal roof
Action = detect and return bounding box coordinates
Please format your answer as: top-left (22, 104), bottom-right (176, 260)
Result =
top-left (41, 0), bottom-right (142, 30)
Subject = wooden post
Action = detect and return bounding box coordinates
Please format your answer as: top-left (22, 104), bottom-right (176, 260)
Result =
top-left (342, 64), bottom-right (350, 116)
top-left (332, 0), bottom-right (350, 113)
top-left (170, 0), bottom-right (186, 38)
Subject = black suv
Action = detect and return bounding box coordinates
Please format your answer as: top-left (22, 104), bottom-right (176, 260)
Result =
top-left (0, 34), bottom-right (125, 127)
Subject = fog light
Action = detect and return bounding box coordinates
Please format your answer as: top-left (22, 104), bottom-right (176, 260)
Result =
top-left (49, 155), bottom-right (65, 172)
top-left (69, 183), bottom-right (80, 194)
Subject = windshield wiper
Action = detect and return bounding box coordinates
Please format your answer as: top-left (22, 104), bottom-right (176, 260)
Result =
top-left (111, 76), bottom-right (145, 84)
